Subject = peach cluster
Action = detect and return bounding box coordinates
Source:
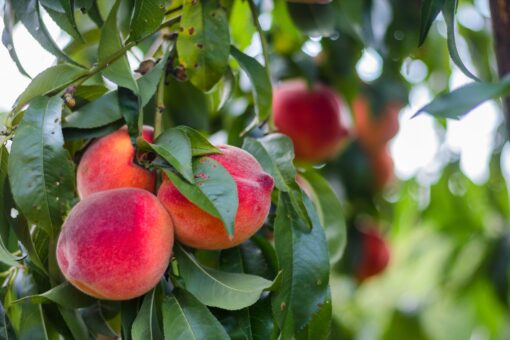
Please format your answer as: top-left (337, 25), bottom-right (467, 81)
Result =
top-left (57, 127), bottom-right (274, 300)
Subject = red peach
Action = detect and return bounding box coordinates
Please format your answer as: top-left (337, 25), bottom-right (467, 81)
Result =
top-left (353, 96), bottom-right (401, 152)
top-left (158, 145), bottom-right (274, 250)
top-left (356, 228), bottom-right (390, 282)
top-left (76, 126), bottom-right (155, 199)
top-left (57, 188), bottom-right (174, 300)
top-left (273, 80), bottom-right (349, 163)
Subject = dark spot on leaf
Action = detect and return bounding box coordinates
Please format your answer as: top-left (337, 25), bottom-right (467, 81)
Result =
top-left (280, 302), bottom-right (286, 311)
top-left (179, 27), bottom-right (184, 33)
top-left (191, 0), bottom-right (198, 5)
top-left (194, 63), bottom-right (199, 69)
top-left (196, 43), bottom-right (203, 49)
top-left (188, 27), bottom-right (195, 35)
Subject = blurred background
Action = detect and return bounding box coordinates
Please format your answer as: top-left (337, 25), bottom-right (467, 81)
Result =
top-left (2, 0), bottom-right (510, 338)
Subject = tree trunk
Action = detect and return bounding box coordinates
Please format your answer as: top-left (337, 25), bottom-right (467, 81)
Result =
top-left (490, 0), bottom-right (510, 137)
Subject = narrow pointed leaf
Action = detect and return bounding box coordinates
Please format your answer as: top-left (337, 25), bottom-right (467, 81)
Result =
top-left (150, 128), bottom-right (193, 182)
top-left (14, 63), bottom-right (87, 112)
top-left (418, 0), bottom-right (445, 45)
top-left (131, 288), bottom-right (162, 340)
top-left (176, 246), bottom-right (273, 310)
top-left (231, 46), bottom-right (272, 123)
top-left (12, 282), bottom-right (95, 309)
top-left (162, 156), bottom-right (237, 236)
top-left (271, 192), bottom-right (330, 336)
top-left (414, 75), bottom-right (510, 119)
top-left (9, 96), bottom-right (76, 235)
top-left (175, 126), bottom-right (220, 156)
top-left (299, 170), bottom-right (346, 264)
top-left (162, 289), bottom-right (229, 340)
top-left (243, 134), bottom-right (312, 229)
top-left (2, 1), bottom-right (31, 78)
top-left (11, 0), bottom-right (81, 66)
top-left (63, 92), bottom-right (121, 129)
top-left (98, 0), bottom-right (138, 93)
top-left (442, 0), bottom-right (479, 81)
top-left (129, 0), bottom-right (165, 42)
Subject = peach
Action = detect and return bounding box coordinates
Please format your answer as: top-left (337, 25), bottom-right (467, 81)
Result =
top-left (353, 96), bottom-right (401, 152)
top-left (76, 126), bottom-right (155, 199)
top-left (57, 188), bottom-right (174, 300)
top-left (273, 80), bottom-right (349, 163)
top-left (158, 145), bottom-right (274, 250)
top-left (356, 228), bottom-right (390, 282)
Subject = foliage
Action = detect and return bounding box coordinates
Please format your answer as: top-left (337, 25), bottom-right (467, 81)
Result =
top-left (0, 0), bottom-right (510, 339)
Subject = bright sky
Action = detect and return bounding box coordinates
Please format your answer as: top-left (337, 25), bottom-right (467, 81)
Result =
top-left (0, 6), bottom-right (506, 187)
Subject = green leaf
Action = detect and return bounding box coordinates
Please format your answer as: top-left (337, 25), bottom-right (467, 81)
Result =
top-left (287, 2), bottom-right (336, 37)
top-left (11, 0), bottom-right (81, 66)
top-left (12, 282), bottom-right (95, 309)
top-left (0, 147), bottom-right (24, 268)
top-left (63, 120), bottom-right (124, 141)
top-left (418, 0), bottom-right (445, 45)
top-left (175, 126), bottom-right (220, 156)
top-left (271, 192), bottom-right (330, 336)
top-left (177, 0), bottom-right (230, 91)
top-left (43, 0), bottom-right (83, 42)
top-left (243, 134), bottom-right (312, 230)
top-left (9, 96), bottom-right (76, 236)
top-left (118, 87), bottom-right (140, 140)
top-left (138, 52), bottom-right (170, 107)
top-left (131, 287), bottom-right (162, 340)
top-left (176, 246), bottom-right (273, 310)
top-left (129, 0), bottom-right (165, 42)
top-left (299, 170), bottom-right (346, 265)
top-left (230, 46), bottom-right (272, 123)
top-left (63, 92), bottom-right (121, 129)
top-left (121, 299), bottom-right (140, 340)
top-left (414, 75), bottom-right (510, 119)
top-left (4, 188), bottom-right (47, 274)
top-left (150, 128), bottom-right (193, 182)
top-left (14, 64), bottom-right (87, 112)
top-left (6, 269), bottom-right (51, 339)
top-left (2, 1), bottom-right (31, 78)
top-left (58, 307), bottom-right (89, 340)
top-left (162, 289), bottom-right (229, 340)
top-left (81, 302), bottom-right (119, 338)
top-left (296, 290), bottom-right (332, 340)
top-left (162, 156), bottom-right (238, 237)
top-left (230, 0), bottom-right (255, 51)
top-left (442, 0), bottom-right (479, 81)
top-left (0, 301), bottom-right (16, 339)
top-left (63, 56), bottom-right (169, 130)
top-left (98, 0), bottom-right (138, 93)
top-left (164, 78), bottom-right (209, 131)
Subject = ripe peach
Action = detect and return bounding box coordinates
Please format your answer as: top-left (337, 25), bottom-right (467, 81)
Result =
top-left (353, 96), bottom-right (401, 152)
top-left (356, 228), bottom-right (390, 282)
top-left (57, 188), bottom-right (174, 300)
top-left (158, 145), bottom-right (274, 250)
top-left (76, 126), bottom-right (155, 199)
top-left (273, 80), bottom-right (349, 163)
